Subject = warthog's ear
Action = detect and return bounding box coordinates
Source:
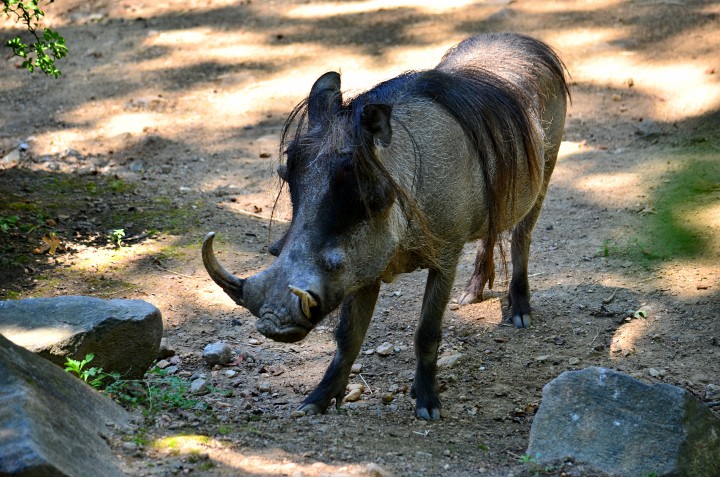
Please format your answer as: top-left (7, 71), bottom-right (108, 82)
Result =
top-left (360, 103), bottom-right (392, 147)
top-left (308, 71), bottom-right (342, 129)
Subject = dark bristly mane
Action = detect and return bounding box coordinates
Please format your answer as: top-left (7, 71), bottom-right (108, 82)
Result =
top-left (277, 35), bottom-right (569, 270)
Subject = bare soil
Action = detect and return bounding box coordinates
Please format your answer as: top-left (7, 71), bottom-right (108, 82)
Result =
top-left (1, 1), bottom-right (719, 476)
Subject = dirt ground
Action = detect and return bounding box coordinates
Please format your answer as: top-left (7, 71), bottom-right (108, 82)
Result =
top-left (1, 0), bottom-right (720, 475)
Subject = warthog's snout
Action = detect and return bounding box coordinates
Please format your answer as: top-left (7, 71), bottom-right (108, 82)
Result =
top-left (202, 232), bottom-right (323, 343)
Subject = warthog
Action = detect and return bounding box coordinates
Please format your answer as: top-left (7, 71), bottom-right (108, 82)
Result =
top-left (203, 32), bottom-right (569, 419)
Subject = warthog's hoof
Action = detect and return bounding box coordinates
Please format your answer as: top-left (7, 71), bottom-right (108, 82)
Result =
top-left (297, 403), bottom-right (324, 415)
top-left (415, 406), bottom-right (441, 420)
top-left (458, 291), bottom-right (481, 306)
top-left (513, 313), bottom-right (531, 328)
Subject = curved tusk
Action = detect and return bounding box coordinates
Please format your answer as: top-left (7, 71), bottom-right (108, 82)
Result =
top-left (202, 232), bottom-right (245, 306)
top-left (289, 285), bottom-right (318, 318)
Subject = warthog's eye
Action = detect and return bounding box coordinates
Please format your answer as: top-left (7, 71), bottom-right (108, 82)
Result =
top-left (319, 156), bottom-right (367, 233)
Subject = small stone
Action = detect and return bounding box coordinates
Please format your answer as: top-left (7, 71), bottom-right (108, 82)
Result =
top-left (611, 93), bottom-right (622, 102)
top-left (351, 363), bottom-right (363, 374)
top-left (345, 388), bottom-right (362, 402)
top-left (122, 441), bottom-right (138, 451)
top-left (158, 337), bottom-right (176, 359)
top-left (535, 355), bottom-right (550, 362)
top-left (648, 368), bottom-right (666, 378)
top-left (290, 410), bottom-right (306, 418)
top-left (1, 148), bottom-right (21, 168)
top-left (381, 393), bottom-right (394, 404)
top-left (203, 341), bottom-right (232, 366)
top-left (568, 357), bottom-right (581, 366)
top-left (224, 370), bottom-right (238, 378)
top-left (257, 382), bottom-right (272, 393)
top-left (347, 383), bottom-right (365, 392)
top-left (449, 303), bottom-right (460, 311)
top-left (156, 359), bottom-right (171, 369)
top-left (164, 365), bottom-right (179, 375)
top-left (189, 378), bottom-right (209, 395)
top-left (128, 160), bottom-right (144, 172)
top-left (366, 463), bottom-right (392, 477)
top-left (376, 342), bottom-right (393, 356)
top-left (705, 384), bottom-right (720, 401)
top-left (437, 353), bottom-right (463, 368)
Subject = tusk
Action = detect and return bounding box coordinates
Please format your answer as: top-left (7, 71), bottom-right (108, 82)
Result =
top-left (289, 285), bottom-right (318, 318)
top-left (202, 232), bottom-right (245, 306)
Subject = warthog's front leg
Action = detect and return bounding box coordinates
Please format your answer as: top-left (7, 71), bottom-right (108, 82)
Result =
top-left (412, 266), bottom-right (457, 420)
top-left (298, 281), bottom-right (380, 415)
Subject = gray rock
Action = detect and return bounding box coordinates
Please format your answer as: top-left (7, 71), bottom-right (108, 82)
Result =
top-left (203, 341), bottom-right (232, 366)
top-left (190, 378), bottom-right (209, 395)
top-left (705, 383), bottom-right (720, 401)
top-left (0, 334), bottom-right (130, 477)
top-left (437, 353), bottom-right (463, 368)
top-left (527, 367), bottom-right (720, 477)
top-left (158, 337), bottom-right (176, 359)
top-left (376, 342), bottom-right (394, 356)
top-left (0, 296), bottom-right (163, 379)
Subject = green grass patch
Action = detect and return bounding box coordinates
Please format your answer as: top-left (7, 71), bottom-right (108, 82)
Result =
top-left (642, 157), bottom-right (718, 259)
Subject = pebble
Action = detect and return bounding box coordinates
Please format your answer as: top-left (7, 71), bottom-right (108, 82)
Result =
top-left (648, 368), bottom-right (666, 378)
top-left (189, 378), bottom-right (210, 395)
top-left (158, 337), bottom-right (176, 358)
top-left (122, 441), bottom-right (138, 451)
top-left (224, 369), bottom-right (238, 378)
top-left (257, 382), bottom-right (272, 393)
top-left (449, 303), bottom-right (460, 310)
top-left (705, 384), bottom-right (720, 401)
top-left (568, 357), bottom-right (581, 366)
top-left (351, 363), bottom-right (363, 374)
top-left (155, 359), bottom-right (171, 369)
top-left (203, 341), bottom-right (233, 366)
top-left (345, 388), bottom-right (362, 402)
top-left (381, 393), bottom-right (394, 404)
top-left (376, 342), bottom-right (394, 356)
top-left (535, 355), bottom-right (550, 362)
top-left (290, 410), bottom-right (306, 418)
top-left (366, 463), bottom-right (392, 477)
top-left (164, 365), bottom-right (179, 375)
top-left (1, 149), bottom-right (20, 168)
top-left (437, 353), bottom-right (463, 368)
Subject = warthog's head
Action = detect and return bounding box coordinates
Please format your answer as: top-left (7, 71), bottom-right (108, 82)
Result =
top-left (203, 71), bottom-right (413, 343)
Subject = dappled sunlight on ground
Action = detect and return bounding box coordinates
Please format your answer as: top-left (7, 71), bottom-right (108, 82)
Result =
top-left (608, 315), bottom-right (651, 360)
top-left (150, 434), bottom-right (377, 476)
top-left (573, 58), bottom-right (720, 121)
top-left (3, 1), bottom-right (720, 475)
top-left (286, 0), bottom-right (480, 18)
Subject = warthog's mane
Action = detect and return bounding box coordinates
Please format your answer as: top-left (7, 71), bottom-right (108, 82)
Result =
top-left (277, 33), bottom-right (569, 271)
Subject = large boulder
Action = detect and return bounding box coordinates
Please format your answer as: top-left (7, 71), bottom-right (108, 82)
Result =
top-left (527, 367), bottom-right (720, 477)
top-left (0, 334), bottom-right (130, 477)
top-left (0, 296), bottom-right (162, 378)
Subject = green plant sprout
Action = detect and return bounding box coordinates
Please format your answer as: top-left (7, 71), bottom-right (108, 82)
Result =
top-left (110, 228), bottom-right (125, 247)
top-left (64, 353), bottom-right (120, 388)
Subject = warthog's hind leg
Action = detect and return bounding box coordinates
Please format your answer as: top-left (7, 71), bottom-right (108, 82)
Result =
top-left (458, 237), bottom-right (496, 305)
